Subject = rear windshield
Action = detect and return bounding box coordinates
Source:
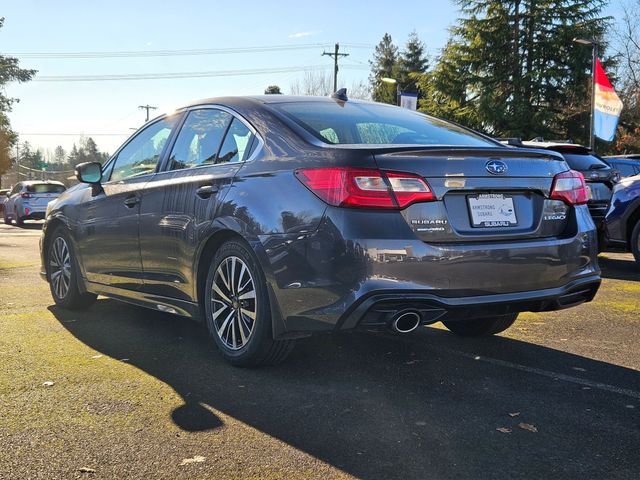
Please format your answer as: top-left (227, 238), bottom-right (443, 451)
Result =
top-left (26, 184), bottom-right (66, 194)
top-left (610, 162), bottom-right (638, 177)
top-left (559, 153), bottom-right (610, 171)
top-left (272, 101), bottom-right (495, 147)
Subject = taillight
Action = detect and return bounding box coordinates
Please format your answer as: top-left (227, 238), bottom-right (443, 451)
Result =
top-left (550, 170), bottom-right (588, 206)
top-left (295, 167), bottom-right (435, 209)
top-left (21, 193), bottom-right (31, 199)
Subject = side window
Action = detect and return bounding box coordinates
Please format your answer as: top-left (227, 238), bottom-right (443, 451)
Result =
top-left (615, 163), bottom-right (636, 177)
top-left (101, 158), bottom-right (115, 181)
top-left (109, 116), bottom-right (177, 182)
top-left (217, 118), bottom-right (256, 164)
top-left (168, 109), bottom-right (231, 171)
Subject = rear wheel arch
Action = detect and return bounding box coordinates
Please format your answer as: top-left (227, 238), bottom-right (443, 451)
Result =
top-left (43, 218), bottom-right (70, 276)
top-left (626, 204), bottom-right (640, 250)
top-left (195, 230), bottom-right (248, 307)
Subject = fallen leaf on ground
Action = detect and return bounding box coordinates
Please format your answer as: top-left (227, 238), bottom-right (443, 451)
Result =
top-left (42, 381), bottom-right (54, 387)
top-left (180, 456), bottom-right (205, 466)
top-left (508, 412), bottom-right (520, 417)
top-left (496, 427), bottom-right (512, 433)
top-left (91, 355), bottom-right (102, 359)
top-left (518, 422), bottom-right (538, 432)
top-left (79, 467), bottom-right (96, 473)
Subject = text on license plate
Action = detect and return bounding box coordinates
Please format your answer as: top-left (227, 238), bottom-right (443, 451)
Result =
top-left (468, 194), bottom-right (517, 227)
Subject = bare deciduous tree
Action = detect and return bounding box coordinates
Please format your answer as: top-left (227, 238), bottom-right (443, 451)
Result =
top-left (613, 0), bottom-right (640, 151)
top-left (290, 70), bottom-right (333, 96)
top-left (289, 70), bottom-right (371, 99)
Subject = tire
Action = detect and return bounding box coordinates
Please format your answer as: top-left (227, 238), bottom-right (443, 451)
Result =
top-left (597, 228), bottom-right (607, 253)
top-left (631, 221), bottom-right (640, 266)
top-left (204, 240), bottom-right (295, 367)
top-left (15, 214), bottom-right (24, 227)
top-left (443, 313), bottom-right (518, 337)
top-left (3, 212), bottom-right (9, 224)
top-left (46, 227), bottom-right (97, 310)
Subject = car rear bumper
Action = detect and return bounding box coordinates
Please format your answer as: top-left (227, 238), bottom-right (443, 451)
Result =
top-left (260, 205), bottom-right (601, 335)
top-left (338, 275), bottom-right (601, 330)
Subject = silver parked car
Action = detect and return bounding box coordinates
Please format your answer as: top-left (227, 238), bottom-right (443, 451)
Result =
top-left (3, 181), bottom-right (66, 226)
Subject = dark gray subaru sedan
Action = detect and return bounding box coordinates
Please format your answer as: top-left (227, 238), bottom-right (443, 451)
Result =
top-left (40, 93), bottom-right (601, 366)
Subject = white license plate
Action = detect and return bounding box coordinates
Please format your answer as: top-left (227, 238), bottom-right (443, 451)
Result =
top-left (468, 194), bottom-right (518, 227)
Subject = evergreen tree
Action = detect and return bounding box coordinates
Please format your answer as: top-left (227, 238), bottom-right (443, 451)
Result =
top-left (67, 144), bottom-right (80, 168)
top-left (19, 141), bottom-right (33, 167)
top-left (81, 136), bottom-right (99, 161)
top-left (53, 146), bottom-right (66, 166)
top-left (264, 85), bottom-right (282, 94)
top-left (418, 0), bottom-right (611, 143)
top-left (398, 31), bottom-right (429, 93)
top-left (369, 33), bottom-right (399, 104)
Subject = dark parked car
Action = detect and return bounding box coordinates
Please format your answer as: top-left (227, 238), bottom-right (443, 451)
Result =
top-left (605, 174), bottom-right (640, 264)
top-left (503, 140), bottom-right (618, 247)
top-left (40, 95), bottom-right (601, 366)
top-left (604, 155), bottom-right (640, 179)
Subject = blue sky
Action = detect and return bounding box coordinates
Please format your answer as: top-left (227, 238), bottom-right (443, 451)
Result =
top-left (1, 0), bottom-right (621, 155)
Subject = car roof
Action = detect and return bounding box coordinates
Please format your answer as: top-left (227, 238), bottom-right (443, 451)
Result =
top-left (180, 94), bottom-right (377, 109)
top-left (520, 141), bottom-right (589, 152)
top-left (605, 154), bottom-right (640, 161)
top-left (20, 180), bottom-right (66, 186)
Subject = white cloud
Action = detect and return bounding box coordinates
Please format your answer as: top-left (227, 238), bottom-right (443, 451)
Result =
top-left (288, 30), bottom-right (320, 39)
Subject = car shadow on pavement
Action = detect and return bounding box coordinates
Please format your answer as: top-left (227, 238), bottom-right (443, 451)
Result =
top-left (49, 302), bottom-right (640, 480)
top-left (599, 255), bottom-right (639, 282)
top-left (14, 222), bottom-right (43, 230)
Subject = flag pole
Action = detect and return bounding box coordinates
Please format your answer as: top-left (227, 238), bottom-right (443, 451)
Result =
top-left (574, 38), bottom-right (599, 151)
top-left (589, 42), bottom-right (598, 151)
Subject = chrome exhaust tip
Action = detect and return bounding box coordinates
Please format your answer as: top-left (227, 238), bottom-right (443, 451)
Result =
top-left (390, 310), bottom-right (421, 334)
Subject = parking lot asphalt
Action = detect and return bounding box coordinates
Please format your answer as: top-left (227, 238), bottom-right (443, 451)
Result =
top-left (0, 221), bottom-right (639, 480)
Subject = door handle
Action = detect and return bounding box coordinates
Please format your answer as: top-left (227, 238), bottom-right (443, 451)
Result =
top-left (123, 196), bottom-right (140, 208)
top-left (196, 184), bottom-right (218, 199)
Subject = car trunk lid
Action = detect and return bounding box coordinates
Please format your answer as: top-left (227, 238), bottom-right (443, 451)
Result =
top-left (372, 147), bottom-right (573, 243)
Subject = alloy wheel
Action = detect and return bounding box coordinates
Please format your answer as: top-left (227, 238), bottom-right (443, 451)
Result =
top-left (50, 237), bottom-right (71, 299)
top-left (210, 256), bottom-right (257, 350)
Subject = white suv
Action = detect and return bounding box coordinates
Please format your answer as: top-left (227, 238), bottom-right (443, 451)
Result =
top-left (3, 181), bottom-right (66, 226)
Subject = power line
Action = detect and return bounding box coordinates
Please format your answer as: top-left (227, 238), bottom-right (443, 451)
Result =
top-left (31, 64), bottom-right (367, 82)
top-left (5, 43), bottom-right (373, 59)
top-left (9, 44), bottom-right (329, 58)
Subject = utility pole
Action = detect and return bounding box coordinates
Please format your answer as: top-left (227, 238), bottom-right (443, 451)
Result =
top-left (138, 104), bottom-right (158, 122)
top-left (16, 142), bottom-right (20, 183)
top-left (322, 43), bottom-right (349, 93)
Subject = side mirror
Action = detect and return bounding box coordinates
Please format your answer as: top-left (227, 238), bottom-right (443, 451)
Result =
top-left (75, 162), bottom-right (102, 184)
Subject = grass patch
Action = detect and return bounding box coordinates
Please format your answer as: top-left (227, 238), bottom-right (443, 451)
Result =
top-left (0, 260), bottom-right (40, 270)
top-left (601, 282), bottom-right (640, 294)
top-left (596, 299), bottom-right (640, 314)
